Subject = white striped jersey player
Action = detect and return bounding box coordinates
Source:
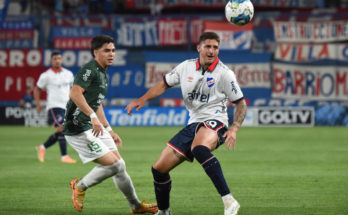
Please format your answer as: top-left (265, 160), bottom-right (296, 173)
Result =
top-left (36, 67), bottom-right (74, 110)
top-left (164, 57), bottom-right (244, 126)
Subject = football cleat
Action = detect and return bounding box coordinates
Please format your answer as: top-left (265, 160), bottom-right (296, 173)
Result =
top-left (36, 145), bottom-right (46, 163)
top-left (70, 178), bottom-right (85, 212)
top-left (154, 209), bottom-right (172, 215)
top-left (224, 200), bottom-right (240, 215)
top-left (61, 155), bottom-right (77, 164)
top-left (131, 200), bottom-right (158, 214)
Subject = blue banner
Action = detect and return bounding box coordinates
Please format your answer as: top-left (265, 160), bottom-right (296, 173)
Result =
top-left (0, 19), bottom-right (34, 29)
top-left (115, 19), bottom-right (158, 47)
top-left (104, 107), bottom-right (189, 126)
top-left (106, 65), bottom-right (146, 98)
top-left (50, 26), bottom-right (102, 39)
top-left (0, 40), bottom-right (33, 48)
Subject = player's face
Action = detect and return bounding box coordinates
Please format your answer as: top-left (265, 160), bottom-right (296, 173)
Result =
top-left (197, 39), bottom-right (219, 68)
top-left (51, 55), bottom-right (62, 70)
top-left (94, 42), bottom-right (115, 69)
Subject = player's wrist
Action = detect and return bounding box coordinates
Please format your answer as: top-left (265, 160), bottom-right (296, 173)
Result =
top-left (231, 121), bottom-right (240, 130)
top-left (89, 112), bottom-right (97, 119)
top-left (105, 126), bottom-right (112, 132)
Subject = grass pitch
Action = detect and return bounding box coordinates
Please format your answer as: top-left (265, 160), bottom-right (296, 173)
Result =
top-left (0, 126), bottom-right (347, 215)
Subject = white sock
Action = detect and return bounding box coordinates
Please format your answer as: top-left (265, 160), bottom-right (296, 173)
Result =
top-left (40, 145), bottom-right (46, 150)
top-left (112, 159), bottom-right (140, 210)
top-left (222, 193), bottom-right (236, 208)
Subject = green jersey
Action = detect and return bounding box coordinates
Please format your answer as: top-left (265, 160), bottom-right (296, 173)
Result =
top-left (63, 60), bottom-right (108, 135)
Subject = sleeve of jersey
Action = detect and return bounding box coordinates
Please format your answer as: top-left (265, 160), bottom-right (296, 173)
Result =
top-left (163, 62), bottom-right (183, 87)
top-left (36, 73), bottom-right (47, 89)
top-left (222, 70), bottom-right (244, 103)
top-left (73, 67), bottom-right (94, 90)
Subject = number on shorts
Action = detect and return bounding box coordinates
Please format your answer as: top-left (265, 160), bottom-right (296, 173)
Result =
top-left (87, 142), bottom-right (102, 153)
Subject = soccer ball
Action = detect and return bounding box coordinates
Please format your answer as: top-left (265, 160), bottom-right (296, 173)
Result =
top-left (225, 0), bottom-right (254, 26)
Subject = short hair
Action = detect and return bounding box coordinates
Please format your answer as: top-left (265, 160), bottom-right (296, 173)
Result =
top-left (51, 50), bottom-right (61, 58)
top-left (91, 35), bottom-right (115, 57)
top-left (199, 32), bottom-right (220, 44)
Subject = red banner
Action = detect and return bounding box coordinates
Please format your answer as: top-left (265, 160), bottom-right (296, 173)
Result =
top-left (158, 19), bottom-right (187, 45)
top-left (0, 67), bottom-right (45, 101)
top-left (53, 38), bottom-right (92, 49)
top-left (0, 30), bottom-right (34, 40)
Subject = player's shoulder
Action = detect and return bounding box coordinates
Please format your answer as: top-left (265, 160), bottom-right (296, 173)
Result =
top-left (217, 60), bottom-right (231, 72)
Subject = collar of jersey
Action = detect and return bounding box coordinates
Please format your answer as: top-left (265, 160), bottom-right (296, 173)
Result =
top-left (196, 57), bottom-right (219, 72)
top-left (51, 67), bottom-right (62, 73)
top-left (93, 60), bottom-right (106, 73)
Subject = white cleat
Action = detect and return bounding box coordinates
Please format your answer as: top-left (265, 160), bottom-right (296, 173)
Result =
top-left (224, 200), bottom-right (240, 215)
top-left (155, 209), bottom-right (172, 215)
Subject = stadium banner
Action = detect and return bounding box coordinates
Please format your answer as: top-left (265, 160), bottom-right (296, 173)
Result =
top-left (204, 21), bottom-right (253, 50)
top-left (42, 49), bottom-right (128, 67)
top-left (0, 67), bottom-right (43, 101)
top-left (255, 106), bottom-right (315, 126)
top-left (252, 0), bottom-right (319, 8)
top-left (50, 16), bottom-right (112, 29)
top-left (0, 30), bottom-right (34, 40)
top-left (274, 43), bottom-right (348, 64)
top-left (273, 21), bottom-right (348, 43)
top-left (106, 65), bottom-right (146, 98)
top-left (125, 0), bottom-right (318, 9)
top-left (251, 15), bottom-right (276, 53)
top-left (158, 18), bottom-right (187, 46)
top-left (0, 49), bottom-right (43, 68)
top-left (0, 40), bottom-right (34, 49)
top-left (53, 38), bottom-right (92, 50)
top-left (0, 19), bottom-right (34, 30)
top-left (0, 106), bottom-right (47, 126)
top-left (272, 63), bottom-right (348, 101)
top-left (50, 26), bottom-right (102, 38)
top-left (232, 63), bottom-right (271, 88)
top-left (115, 19), bottom-right (158, 47)
top-left (104, 107), bottom-right (189, 126)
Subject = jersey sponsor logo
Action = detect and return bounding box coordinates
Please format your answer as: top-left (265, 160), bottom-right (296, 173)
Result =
top-left (231, 81), bottom-right (238, 94)
top-left (187, 76), bottom-right (193, 82)
top-left (83, 69), bottom-right (91, 81)
top-left (187, 90), bottom-right (210, 103)
top-left (206, 77), bottom-right (215, 88)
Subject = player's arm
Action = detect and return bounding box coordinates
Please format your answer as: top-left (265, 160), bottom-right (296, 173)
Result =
top-left (33, 86), bottom-right (43, 112)
top-left (96, 104), bottom-right (122, 148)
top-left (69, 84), bottom-right (103, 137)
top-left (223, 98), bottom-right (247, 151)
top-left (126, 79), bottom-right (168, 115)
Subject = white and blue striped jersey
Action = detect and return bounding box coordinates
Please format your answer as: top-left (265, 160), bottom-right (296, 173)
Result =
top-left (164, 57), bottom-right (244, 126)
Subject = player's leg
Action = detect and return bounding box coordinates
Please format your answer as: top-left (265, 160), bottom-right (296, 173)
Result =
top-left (152, 147), bottom-right (186, 214)
top-left (51, 108), bottom-right (76, 163)
top-left (191, 120), bottom-right (239, 215)
top-left (35, 109), bottom-right (58, 162)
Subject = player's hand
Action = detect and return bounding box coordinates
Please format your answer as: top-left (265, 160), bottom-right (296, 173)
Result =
top-left (36, 105), bottom-right (43, 113)
top-left (109, 130), bottom-right (123, 149)
top-left (125, 99), bottom-right (145, 115)
top-left (91, 117), bottom-right (103, 137)
top-left (223, 127), bottom-right (238, 151)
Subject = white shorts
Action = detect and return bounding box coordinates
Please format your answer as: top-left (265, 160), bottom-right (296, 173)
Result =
top-left (65, 128), bottom-right (118, 164)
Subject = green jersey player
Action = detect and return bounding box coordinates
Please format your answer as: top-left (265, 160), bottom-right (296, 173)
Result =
top-left (63, 35), bottom-right (158, 214)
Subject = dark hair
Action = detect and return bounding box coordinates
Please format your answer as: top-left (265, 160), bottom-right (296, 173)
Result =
top-left (91, 35), bottom-right (115, 57)
top-left (198, 32), bottom-right (220, 44)
top-left (51, 50), bottom-right (61, 58)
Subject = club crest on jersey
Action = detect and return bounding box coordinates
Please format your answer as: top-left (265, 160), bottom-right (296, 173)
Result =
top-left (206, 77), bottom-right (215, 88)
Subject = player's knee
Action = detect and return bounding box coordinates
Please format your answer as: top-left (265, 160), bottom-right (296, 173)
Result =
top-left (192, 145), bottom-right (213, 164)
top-left (152, 167), bottom-right (170, 183)
top-left (103, 159), bottom-right (126, 176)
